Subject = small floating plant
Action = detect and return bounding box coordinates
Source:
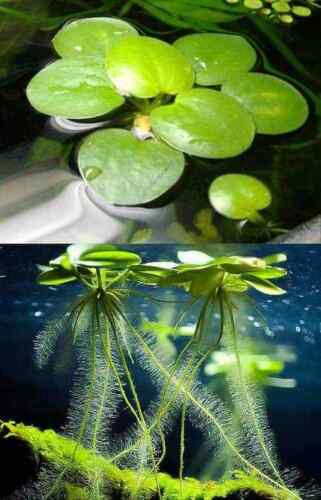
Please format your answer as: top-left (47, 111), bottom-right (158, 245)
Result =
top-left (1, 244), bottom-right (306, 499)
top-left (208, 174), bottom-right (287, 239)
top-left (26, 17), bottom-right (309, 209)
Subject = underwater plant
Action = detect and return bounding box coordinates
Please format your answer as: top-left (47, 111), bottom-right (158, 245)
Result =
top-left (139, 250), bottom-right (296, 493)
top-left (6, 244), bottom-right (303, 499)
top-left (34, 244), bottom-right (159, 499)
top-left (204, 340), bottom-right (296, 389)
top-left (200, 337), bottom-right (297, 480)
top-left (0, 421), bottom-right (298, 500)
top-left (26, 17), bottom-right (309, 208)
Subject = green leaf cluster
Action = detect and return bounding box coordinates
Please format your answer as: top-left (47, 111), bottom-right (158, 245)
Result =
top-left (37, 244), bottom-right (141, 286)
top-left (134, 251), bottom-right (287, 297)
top-left (38, 245), bottom-right (287, 299)
top-left (26, 17), bottom-right (308, 207)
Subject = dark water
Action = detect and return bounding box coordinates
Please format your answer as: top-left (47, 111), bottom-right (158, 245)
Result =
top-left (0, 244), bottom-right (320, 497)
top-left (1, 3), bottom-right (321, 242)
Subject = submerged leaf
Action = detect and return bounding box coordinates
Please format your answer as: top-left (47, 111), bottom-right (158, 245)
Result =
top-left (78, 129), bottom-right (185, 205)
top-left (212, 256), bottom-right (267, 271)
top-left (209, 174), bottom-right (271, 220)
top-left (174, 33), bottom-right (256, 86)
top-left (151, 89), bottom-right (255, 159)
top-left (190, 267), bottom-right (225, 297)
top-left (142, 321), bottom-right (194, 337)
top-left (222, 72), bottom-right (309, 135)
top-left (130, 264), bottom-right (177, 285)
top-left (243, 275), bottom-right (287, 295)
top-left (53, 17), bottom-right (139, 59)
top-left (37, 267), bottom-right (77, 286)
top-left (243, 268), bottom-right (287, 279)
top-left (26, 57), bottom-right (124, 119)
top-left (263, 254), bottom-right (287, 265)
top-left (106, 35), bottom-right (194, 98)
top-left (78, 244), bottom-right (142, 268)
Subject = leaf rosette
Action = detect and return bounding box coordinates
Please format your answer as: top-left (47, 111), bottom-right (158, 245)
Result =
top-left (37, 244), bottom-right (142, 287)
top-left (26, 17), bottom-right (309, 206)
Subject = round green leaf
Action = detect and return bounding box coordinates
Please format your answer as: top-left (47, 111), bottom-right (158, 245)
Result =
top-left (106, 35), bottom-right (194, 98)
top-left (68, 243), bottom-right (142, 268)
top-left (222, 72), bottom-right (309, 135)
top-left (37, 268), bottom-right (77, 286)
top-left (78, 128), bottom-right (185, 205)
top-left (150, 89), bottom-right (255, 159)
top-left (53, 17), bottom-right (138, 59)
top-left (209, 174), bottom-right (271, 220)
top-left (27, 57), bottom-right (124, 119)
top-left (174, 33), bottom-right (256, 86)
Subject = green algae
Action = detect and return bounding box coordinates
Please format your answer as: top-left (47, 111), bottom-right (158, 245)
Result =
top-left (1, 421), bottom-right (294, 499)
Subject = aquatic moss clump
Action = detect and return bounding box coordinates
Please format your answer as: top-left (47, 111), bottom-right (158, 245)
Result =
top-left (1, 421), bottom-right (295, 500)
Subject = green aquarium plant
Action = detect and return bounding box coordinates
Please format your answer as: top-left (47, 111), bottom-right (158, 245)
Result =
top-left (2, 244), bottom-right (303, 499)
top-left (34, 243), bottom-right (164, 499)
top-left (131, 1), bottom-right (317, 79)
top-left (204, 340), bottom-right (297, 389)
top-left (208, 174), bottom-right (287, 238)
top-left (0, 421), bottom-right (297, 500)
top-left (26, 17), bottom-right (309, 207)
top-left (192, 338), bottom-right (296, 480)
top-left (140, 250), bottom-right (297, 494)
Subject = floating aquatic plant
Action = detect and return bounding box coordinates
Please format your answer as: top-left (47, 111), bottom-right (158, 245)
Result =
top-left (208, 174), bottom-right (287, 238)
top-left (3, 244), bottom-right (303, 499)
top-left (209, 174), bottom-right (272, 222)
top-left (26, 17), bottom-right (309, 207)
top-left (143, 250), bottom-right (295, 493)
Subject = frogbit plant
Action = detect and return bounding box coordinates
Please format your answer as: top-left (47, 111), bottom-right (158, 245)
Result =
top-left (22, 244), bottom-right (301, 499)
top-left (208, 174), bottom-right (287, 239)
top-left (26, 17), bottom-right (309, 207)
top-left (124, 248), bottom-right (299, 498)
top-left (136, 250), bottom-right (298, 496)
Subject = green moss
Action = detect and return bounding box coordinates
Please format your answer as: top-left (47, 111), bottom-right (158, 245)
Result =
top-left (65, 483), bottom-right (89, 500)
top-left (1, 420), bottom-right (296, 499)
